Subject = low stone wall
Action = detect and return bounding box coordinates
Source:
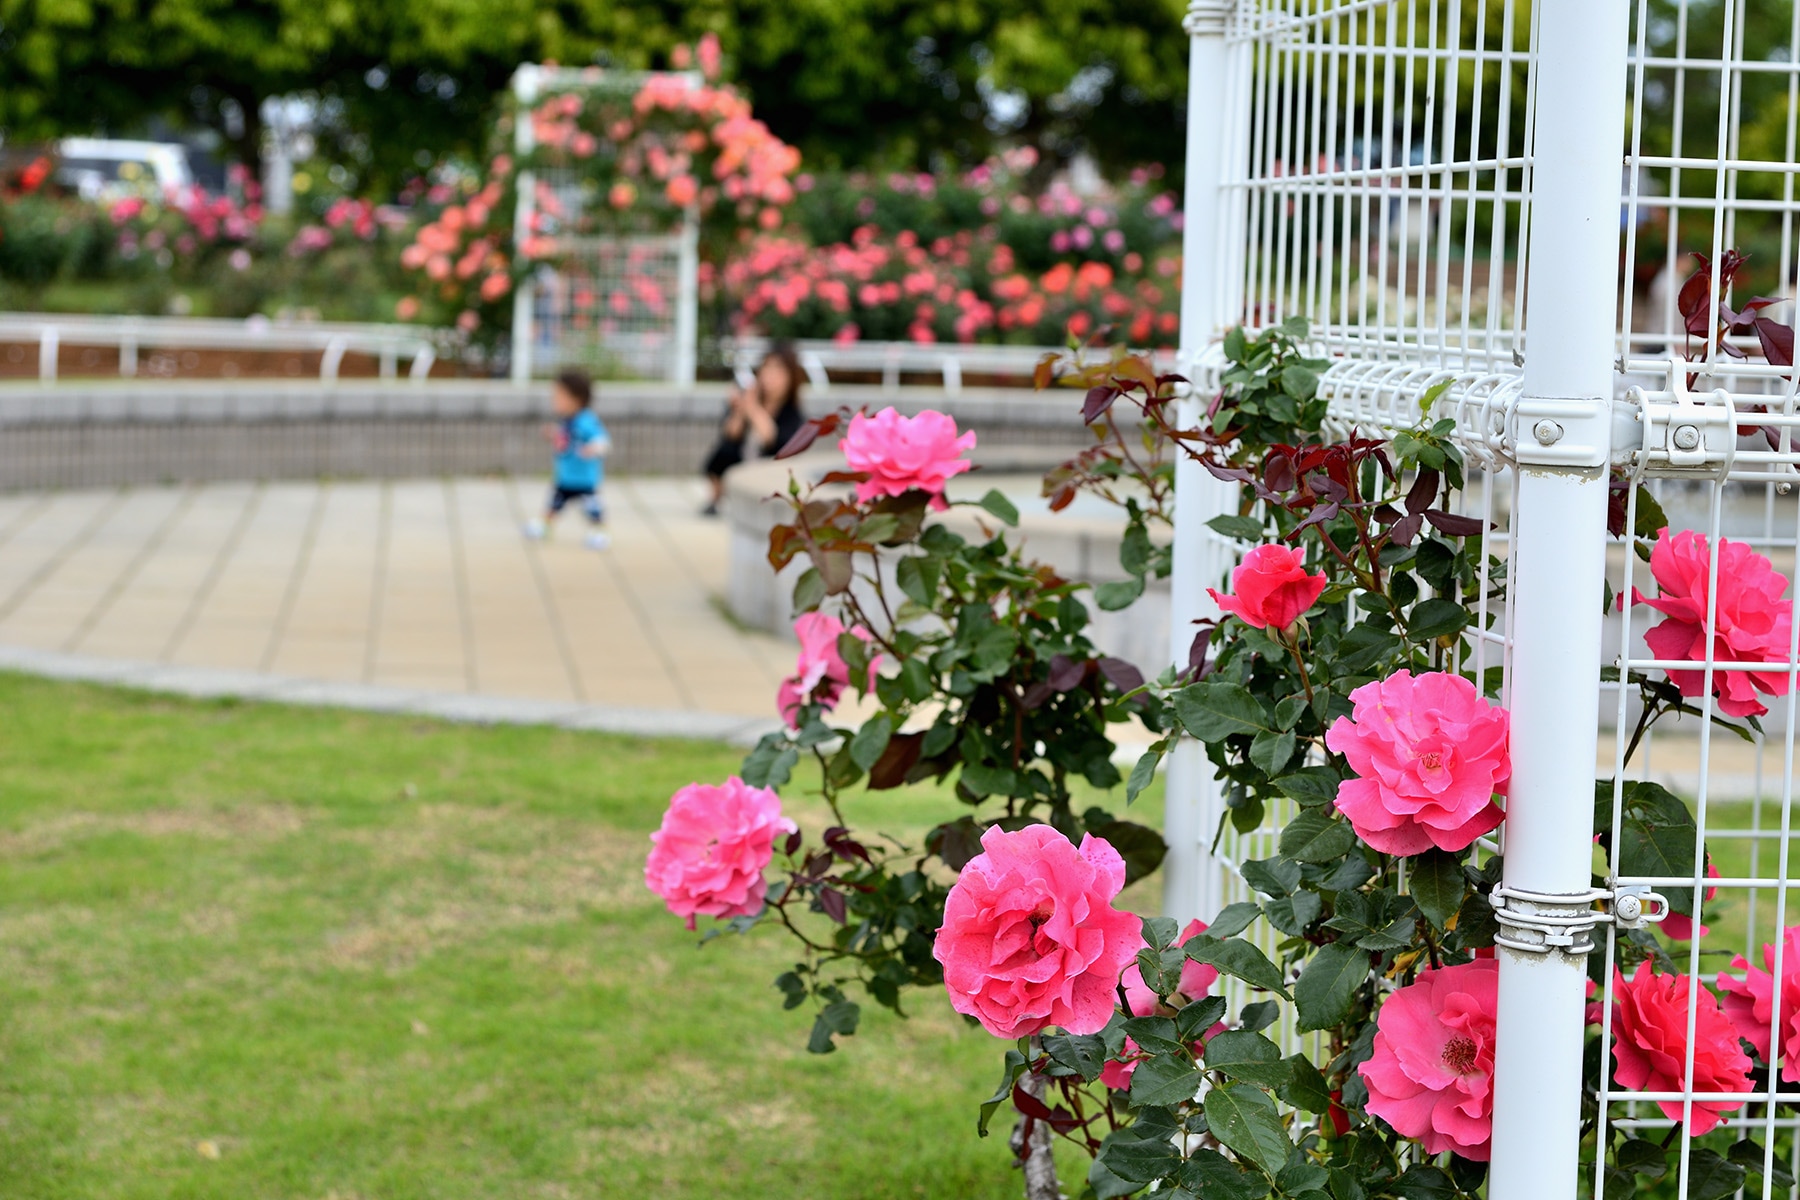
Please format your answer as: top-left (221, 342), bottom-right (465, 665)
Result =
top-left (0, 381), bottom-right (1091, 488)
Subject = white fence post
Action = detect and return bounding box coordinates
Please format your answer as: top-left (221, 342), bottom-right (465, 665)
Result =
top-left (1486, 3), bottom-right (1630, 1198)
top-left (673, 207), bottom-right (700, 388)
top-left (1163, 0), bottom-right (1250, 926)
top-left (510, 65), bottom-right (541, 386)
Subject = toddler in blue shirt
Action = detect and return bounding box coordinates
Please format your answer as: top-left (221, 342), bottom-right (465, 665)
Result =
top-left (523, 369), bottom-right (612, 550)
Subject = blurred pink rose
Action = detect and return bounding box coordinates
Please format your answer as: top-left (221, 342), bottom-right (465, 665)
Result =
top-left (1609, 961), bottom-right (1753, 1135)
top-left (479, 272), bottom-right (511, 302)
top-left (1208, 544), bottom-right (1328, 632)
top-left (1718, 925), bottom-right (1800, 1078)
top-left (839, 407), bottom-right (975, 510)
top-left (933, 824), bottom-right (1143, 1038)
top-left (644, 777), bottom-right (796, 930)
top-left (455, 310), bottom-right (480, 333)
top-left (1326, 670), bottom-right (1510, 856)
top-left (1633, 528), bottom-right (1795, 718)
top-left (697, 32), bottom-right (722, 79)
top-left (1359, 958), bottom-right (1497, 1160)
top-left (776, 612), bottom-right (876, 728)
top-left (666, 175), bottom-right (698, 206)
top-left (395, 296), bottom-right (420, 321)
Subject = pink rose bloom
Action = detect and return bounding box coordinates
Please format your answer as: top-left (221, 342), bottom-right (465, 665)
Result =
top-left (1633, 528), bottom-right (1794, 718)
top-left (1100, 918), bottom-right (1224, 1090)
top-left (1609, 960), bottom-right (1753, 1134)
top-left (1208, 544), bottom-right (1329, 632)
top-left (1718, 925), bottom-right (1800, 1078)
top-left (839, 407), bottom-right (976, 510)
top-left (933, 825), bottom-right (1144, 1039)
top-left (1360, 958), bottom-right (1497, 1160)
top-left (1326, 670), bottom-right (1510, 856)
top-left (644, 776), bottom-right (796, 930)
top-left (776, 612), bottom-right (877, 728)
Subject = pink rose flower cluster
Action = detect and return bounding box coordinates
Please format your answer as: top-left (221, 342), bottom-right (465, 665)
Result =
top-left (777, 612), bottom-right (877, 728)
top-left (1209, 543), bottom-right (1329, 632)
top-left (719, 227), bottom-right (1182, 348)
top-left (1326, 670), bottom-right (1510, 856)
top-left (840, 407), bottom-right (976, 510)
top-left (933, 825), bottom-right (1143, 1039)
top-left (1633, 527), bottom-right (1795, 718)
top-left (395, 163), bottom-right (516, 332)
top-left (644, 776), bottom-right (795, 930)
top-left (1366, 955), bottom-right (1763, 1159)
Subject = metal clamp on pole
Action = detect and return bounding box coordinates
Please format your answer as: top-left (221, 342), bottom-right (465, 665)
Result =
top-left (1490, 885), bottom-right (1670, 955)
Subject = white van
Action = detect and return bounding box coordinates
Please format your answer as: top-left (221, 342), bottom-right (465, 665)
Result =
top-left (54, 138), bottom-right (196, 201)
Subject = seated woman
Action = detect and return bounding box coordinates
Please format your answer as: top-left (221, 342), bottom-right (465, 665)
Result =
top-left (702, 341), bottom-right (806, 515)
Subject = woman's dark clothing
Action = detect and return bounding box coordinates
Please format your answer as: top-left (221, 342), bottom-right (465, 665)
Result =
top-left (703, 401), bottom-right (805, 478)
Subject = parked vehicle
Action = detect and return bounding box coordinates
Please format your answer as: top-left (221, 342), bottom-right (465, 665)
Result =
top-left (53, 139), bottom-right (195, 202)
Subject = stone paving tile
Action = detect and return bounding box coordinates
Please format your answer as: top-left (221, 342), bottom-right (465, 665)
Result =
top-left (0, 477), bottom-right (797, 734)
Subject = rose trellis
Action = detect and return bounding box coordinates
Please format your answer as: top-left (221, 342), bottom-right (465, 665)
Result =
top-left (641, 3), bottom-right (1800, 1198)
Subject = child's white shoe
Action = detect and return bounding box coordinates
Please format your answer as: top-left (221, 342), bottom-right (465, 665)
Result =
top-left (522, 519), bottom-right (547, 540)
top-left (584, 530), bottom-right (611, 551)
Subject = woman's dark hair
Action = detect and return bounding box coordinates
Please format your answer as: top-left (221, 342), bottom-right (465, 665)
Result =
top-left (554, 369), bottom-right (593, 407)
top-left (759, 340), bottom-right (804, 415)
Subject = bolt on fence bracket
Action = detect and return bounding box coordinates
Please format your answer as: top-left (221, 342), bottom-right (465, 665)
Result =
top-left (1489, 885), bottom-right (1669, 955)
top-left (1507, 396), bottom-right (1612, 470)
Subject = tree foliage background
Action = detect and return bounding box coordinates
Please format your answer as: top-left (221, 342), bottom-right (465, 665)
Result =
top-left (0, 0), bottom-right (1189, 189)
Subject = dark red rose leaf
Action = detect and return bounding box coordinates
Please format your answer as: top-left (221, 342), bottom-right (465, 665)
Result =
top-left (1186, 623), bottom-right (1216, 682)
top-left (1082, 385), bottom-right (1119, 424)
top-left (1387, 512), bottom-right (1423, 546)
top-left (1203, 461), bottom-right (1255, 485)
top-left (1756, 317), bottom-right (1795, 368)
top-left (1047, 653), bottom-right (1089, 693)
top-left (817, 886), bottom-right (848, 925)
top-left (1021, 681), bottom-right (1056, 710)
top-left (867, 731), bottom-right (924, 789)
top-left (776, 412), bottom-right (841, 459)
top-left (783, 829), bottom-right (804, 857)
top-left (926, 816), bottom-right (985, 871)
top-left (1424, 509), bottom-right (1487, 537)
top-left (1405, 467), bottom-right (1441, 516)
top-left (1097, 656), bottom-right (1146, 694)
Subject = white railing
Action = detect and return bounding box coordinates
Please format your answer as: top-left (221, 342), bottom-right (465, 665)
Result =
top-left (0, 313), bottom-right (443, 383)
top-left (723, 337), bottom-right (1179, 396)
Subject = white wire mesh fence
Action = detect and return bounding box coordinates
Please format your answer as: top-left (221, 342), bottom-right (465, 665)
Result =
top-left (1173, 2), bottom-right (1800, 1197)
top-left (508, 66), bottom-right (700, 385)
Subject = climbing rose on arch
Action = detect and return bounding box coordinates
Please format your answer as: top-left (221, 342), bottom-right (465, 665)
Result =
top-left (1208, 543), bottom-right (1329, 632)
top-left (932, 824), bottom-right (1142, 1039)
top-left (776, 611), bottom-right (877, 728)
top-left (644, 777), bottom-right (795, 929)
top-left (1359, 957), bottom-right (1499, 1160)
top-left (1325, 669), bottom-right (1510, 855)
top-left (839, 407), bottom-right (976, 510)
top-left (1632, 527), bottom-right (1795, 719)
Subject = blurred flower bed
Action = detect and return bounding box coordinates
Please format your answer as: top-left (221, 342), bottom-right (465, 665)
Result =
top-left (1, 60), bottom-right (1184, 352)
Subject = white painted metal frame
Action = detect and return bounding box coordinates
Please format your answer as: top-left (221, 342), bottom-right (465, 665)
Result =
top-left (1171, 1), bottom-right (1800, 1197)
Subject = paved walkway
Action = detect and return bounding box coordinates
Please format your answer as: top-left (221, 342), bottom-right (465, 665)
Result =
top-left (0, 478), bottom-right (796, 742)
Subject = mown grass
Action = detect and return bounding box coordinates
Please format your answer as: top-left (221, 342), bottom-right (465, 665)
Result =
top-left (0, 673), bottom-right (1165, 1198)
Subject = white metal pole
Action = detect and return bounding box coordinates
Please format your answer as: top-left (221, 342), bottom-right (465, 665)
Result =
top-left (1164, 0), bottom-right (1248, 926)
top-left (510, 65), bottom-right (540, 386)
top-left (674, 206), bottom-right (700, 388)
top-left (1487, 4), bottom-right (1629, 1199)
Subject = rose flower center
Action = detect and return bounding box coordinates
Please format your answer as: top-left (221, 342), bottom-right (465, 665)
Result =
top-left (1441, 1033), bottom-right (1479, 1074)
top-left (1418, 750), bottom-right (1443, 771)
top-left (1028, 899), bottom-right (1056, 929)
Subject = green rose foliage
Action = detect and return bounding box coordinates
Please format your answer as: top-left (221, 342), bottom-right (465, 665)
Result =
top-left (729, 412), bottom-right (1168, 1051)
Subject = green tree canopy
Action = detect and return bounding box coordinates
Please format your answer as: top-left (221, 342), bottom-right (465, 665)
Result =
top-left (0, 0), bottom-right (1189, 190)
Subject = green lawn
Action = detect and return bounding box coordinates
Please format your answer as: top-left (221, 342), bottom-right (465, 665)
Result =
top-left (0, 674), bottom-right (1161, 1198)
